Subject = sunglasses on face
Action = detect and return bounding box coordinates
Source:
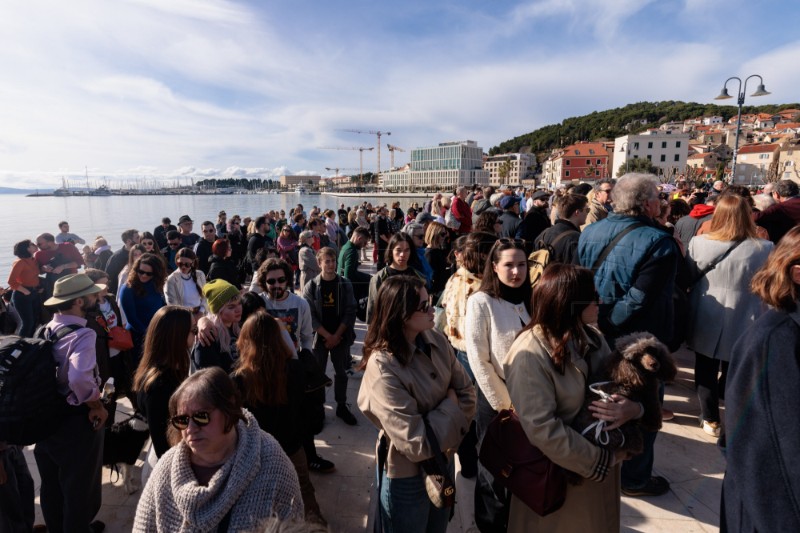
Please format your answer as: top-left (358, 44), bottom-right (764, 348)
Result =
top-left (136, 269), bottom-right (154, 277)
top-left (178, 261), bottom-right (193, 268)
top-left (265, 276), bottom-right (287, 285)
top-left (169, 241), bottom-right (181, 247)
top-left (170, 411), bottom-right (211, 430)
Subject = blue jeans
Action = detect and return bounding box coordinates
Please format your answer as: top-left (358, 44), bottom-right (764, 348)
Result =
top-left (621, 381), bottom-right (665, 489)
top-left (11, 289), bottom-right (40, 338)
top-left (379, 468), bottom-right (450, 533)
top-left (455, 350), bottom-right (475, 383)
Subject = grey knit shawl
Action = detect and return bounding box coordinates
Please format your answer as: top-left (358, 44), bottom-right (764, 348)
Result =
top-left (133, 409), bottom-right (303, 532)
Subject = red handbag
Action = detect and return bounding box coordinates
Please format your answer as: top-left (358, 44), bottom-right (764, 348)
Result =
top-left (108, 326), bottom-right (134, 351)
top-left (478, 408), bottom-right (567, 516)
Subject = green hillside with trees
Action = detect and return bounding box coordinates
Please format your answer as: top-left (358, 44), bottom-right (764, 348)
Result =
top-left (489, 101), bottom-right (800, 156)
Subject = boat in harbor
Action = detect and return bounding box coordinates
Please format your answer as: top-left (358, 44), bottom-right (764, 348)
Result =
top-left (294, 184), bottom-right (307, 194)
top-left (89, 185), bottom-right (112, 196)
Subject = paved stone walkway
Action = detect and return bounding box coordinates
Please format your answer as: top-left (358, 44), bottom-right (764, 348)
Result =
top-left (21, 252), bottom-right (725, 532)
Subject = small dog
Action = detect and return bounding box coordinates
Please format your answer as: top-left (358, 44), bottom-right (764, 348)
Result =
top-left (572, 332), bottom-right (677, 457)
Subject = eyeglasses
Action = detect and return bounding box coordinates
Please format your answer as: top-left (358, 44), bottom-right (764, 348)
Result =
top-left (169, 241), bottom-right (181, 247)
top-left (496, 238), bottom-right (526, 247)
top-left (136, 269), bottom-right (154, 277)
top-left (265, 276), bottom-right (287, 285)
top-left (416, 301), bottom-right (431, 314)
top-left (190, 326), bottom-right (198, 335)
top-left (170, 411), bottom-right (211, 430)
top-left (178, 261), bottom-right (193, 268)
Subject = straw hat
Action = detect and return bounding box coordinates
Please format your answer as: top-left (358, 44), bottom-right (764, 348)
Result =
top-left (44, 273), bottom-right (105, 306)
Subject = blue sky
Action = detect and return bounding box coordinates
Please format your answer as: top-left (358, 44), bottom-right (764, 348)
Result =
top-left (1, 0), bottom-right (798, 188)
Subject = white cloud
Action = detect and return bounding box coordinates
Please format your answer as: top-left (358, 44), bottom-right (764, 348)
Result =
top-left (0, 1), bottom-right (797, 189)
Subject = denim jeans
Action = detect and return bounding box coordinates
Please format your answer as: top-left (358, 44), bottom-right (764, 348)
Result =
top-left (621, 381), bottom-right (665, 489)
top-left (11, 289), bottom-right (40, 338)
top-left (379, 468), bottom-right (450, 533)
top-left (454, 349), bottom-right (475, 383)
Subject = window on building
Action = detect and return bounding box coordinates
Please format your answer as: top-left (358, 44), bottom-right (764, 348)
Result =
top-left (565, 170), bottom-right (570, 177)
top-left (634, 155), bottom-right (639, 159)
top-left (647, 142), bottom-right (653, 149)
top-left (596, 159), bottom-right (602, 165)
top-left (586, 159), bottom-right (590, 165)
top-left (633, 142), bottom-right (639, 150)
top-left (660, 155), bottom-right (666, 162)
top-left (661, 141), bottom-right (667, 148)
top-left (676, 141), bottom-right (682, 148)
top-left (595, 170), bottom-right (600, 176)
top-left (647, 155), bottom-right (652, 161)
top-left (565, 160), bottom-right (570, 165)
top-left (674, 154), bottom-right (680, 162)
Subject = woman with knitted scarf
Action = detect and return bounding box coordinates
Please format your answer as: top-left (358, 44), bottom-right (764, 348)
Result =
top-left (133, 367), bottom-right (303, 531)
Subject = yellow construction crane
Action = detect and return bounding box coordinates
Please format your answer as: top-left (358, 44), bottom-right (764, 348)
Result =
top-left (339, 129), bottom-right (391, 176)
top-left (319, 146), bottom-right (374, 189)
top-left (386, 144), bottom-right (406, 169)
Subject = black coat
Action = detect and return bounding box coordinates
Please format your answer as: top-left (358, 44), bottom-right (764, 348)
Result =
top-left (535, 219), bottom-right (581, 265)
top-left (207, 256), bottom-right (242, 288)
top-left (721, 307), bottom-right (800, 532)
top-left (515, 207), bottom-right (551, 252)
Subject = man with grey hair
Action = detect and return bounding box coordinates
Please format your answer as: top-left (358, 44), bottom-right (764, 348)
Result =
top-left (401, 222), bottom-right (433, 288)
top-left (577, 172), bottom-right (680, 498)
top-left (754, 179), bottom-right (800, 243)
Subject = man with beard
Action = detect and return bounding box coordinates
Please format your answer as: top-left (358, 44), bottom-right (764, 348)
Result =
top-left (35, 273), bottom-right (108, 533)
top-left (515, 190), bottom-right (552, 252)
top-left (257, 259), bottom-right (335, 473)
top-left (246, 216), bottom-right (274, 273)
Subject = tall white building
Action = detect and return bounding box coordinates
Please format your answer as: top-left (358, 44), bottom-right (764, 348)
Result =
top-left (382, 140), bottom-right (490, 190)
top-left (483, 153), bottom-right (535, 186)
top-left (613, 130), bottom-right (690, 177)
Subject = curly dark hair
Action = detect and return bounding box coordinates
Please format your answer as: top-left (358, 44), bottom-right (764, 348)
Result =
top-left (127, 253), bottom-right (167, 296)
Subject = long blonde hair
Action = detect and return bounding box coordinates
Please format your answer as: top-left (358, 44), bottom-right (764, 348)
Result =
top-left (705, 193), bottom-right (758, 242)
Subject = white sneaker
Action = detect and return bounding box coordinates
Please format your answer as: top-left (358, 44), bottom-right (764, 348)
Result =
top-left (702, 420), bottom-right (721, 437)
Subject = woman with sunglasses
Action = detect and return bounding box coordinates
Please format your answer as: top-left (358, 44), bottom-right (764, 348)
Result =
top-left (504, 264), bottom-right (641, 532)
top-left (115, 244), bottom-right (147, 302)
top-left (231, 309), bottom-right (328, 528)
top-left (133, 367), bottom-right (304, 531)
top-left (164, 248), bottom-right (207, 316)
top-left (192, 279), bottom-right (242, 374)
top-left (465, 238), bottom-right (533, 531)
top-left (358, 276), bottom-right (475, 533)
top-left (119, 253), bottom-right (166, 359)
top-left (139, 231), bottom-right (166, 265)
top-left (133, 306), bottom-right (195, 460)
top-left (365, 232), bottom-right (427, 323)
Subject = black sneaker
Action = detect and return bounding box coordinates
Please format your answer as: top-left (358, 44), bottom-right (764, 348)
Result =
top-left (337, 404), bottom-right (358, 425)
top-left (622, 476), bottom-right (670, 497)
top-left (308, 455), bottom-right (336, 473)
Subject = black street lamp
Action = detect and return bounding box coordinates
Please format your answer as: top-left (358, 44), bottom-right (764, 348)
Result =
top-left (714, 75), bottom-right (771, 183)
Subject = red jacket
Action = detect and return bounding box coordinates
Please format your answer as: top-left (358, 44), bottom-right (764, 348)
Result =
top-left (451, 197), bottom-right (472, 234)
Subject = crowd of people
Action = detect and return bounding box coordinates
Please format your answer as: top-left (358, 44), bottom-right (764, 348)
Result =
top-left (1, 174), bottom-right (800, 532)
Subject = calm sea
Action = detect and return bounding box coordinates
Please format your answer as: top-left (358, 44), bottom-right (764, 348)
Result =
top-left (0, 192), bottom-right (429, 283)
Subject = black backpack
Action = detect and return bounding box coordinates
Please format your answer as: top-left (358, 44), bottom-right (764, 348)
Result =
top-left (0, 325), bottom-right (81, 445)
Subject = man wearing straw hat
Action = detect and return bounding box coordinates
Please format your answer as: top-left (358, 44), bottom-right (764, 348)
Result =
top-left (34, 273), bottom-right (108, 533)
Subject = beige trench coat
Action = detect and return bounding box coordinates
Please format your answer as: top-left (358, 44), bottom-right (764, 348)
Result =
top-left (504, 325), bottom-right (620, 533)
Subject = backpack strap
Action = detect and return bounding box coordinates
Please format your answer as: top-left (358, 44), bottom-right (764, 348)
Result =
top-left (590, 222), bottom-right (646, 271)
top-left (36, 323), bottom-right (83, 342)
top-left (691, 240), bottom-right (744, 287)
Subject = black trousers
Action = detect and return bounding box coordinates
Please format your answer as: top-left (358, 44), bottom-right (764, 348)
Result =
top-left (474, 388), bottom-right (509, 533)
top-left (314, 343), bottom-right (351, 406)
top-left (694, 351), bottom-right (729, 424)
top-left (34, 411), bottom-right (104, 533)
